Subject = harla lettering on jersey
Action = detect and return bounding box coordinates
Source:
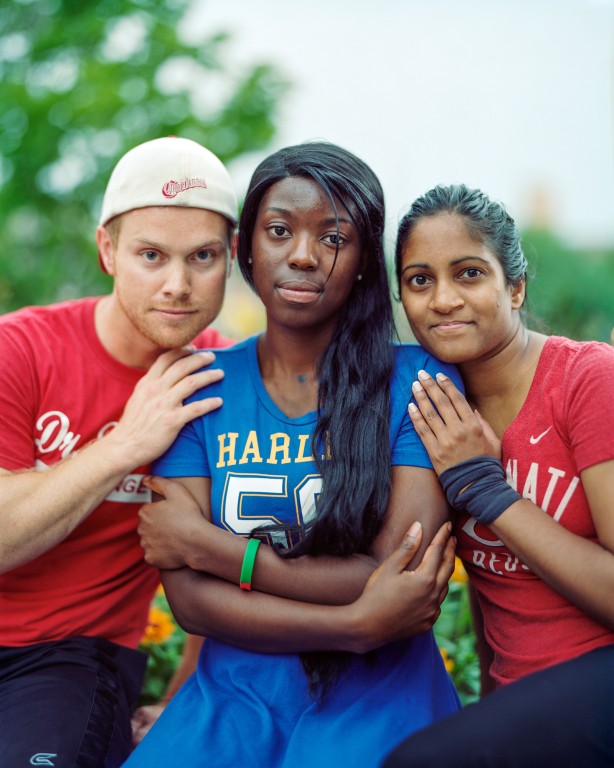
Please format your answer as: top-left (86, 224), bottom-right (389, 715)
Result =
top-left (216, 431), bottom-right (314, 468)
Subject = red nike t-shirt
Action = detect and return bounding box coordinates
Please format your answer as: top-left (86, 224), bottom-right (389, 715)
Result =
top-left (455, 336), bottom-right (614, 684)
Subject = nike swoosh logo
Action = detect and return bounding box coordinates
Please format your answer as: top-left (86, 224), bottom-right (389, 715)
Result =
top-left (530, 427), bottom-right (552, 444)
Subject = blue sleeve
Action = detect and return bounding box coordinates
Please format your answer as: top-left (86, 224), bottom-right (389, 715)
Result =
top-left (389, 345), bottom-right (464, 468)
top-left (152, 338), bottom-right (256, 479)
top-left (153, 416), bottom-right (211, 478)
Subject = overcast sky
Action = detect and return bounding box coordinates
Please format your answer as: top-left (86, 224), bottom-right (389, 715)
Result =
top-left (185, 0), bottom-right (614, 248)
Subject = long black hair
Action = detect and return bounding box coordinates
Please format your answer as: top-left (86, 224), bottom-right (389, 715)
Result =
top-left (238, 142), bottom-right (395, 696)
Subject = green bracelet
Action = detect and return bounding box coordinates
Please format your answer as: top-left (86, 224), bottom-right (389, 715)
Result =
top-left (239, 538), bottom-right (261, 590)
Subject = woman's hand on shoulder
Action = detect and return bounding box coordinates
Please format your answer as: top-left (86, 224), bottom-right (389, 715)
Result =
top-left (348, 520), bottom-right (455, 653)
top-left (408, 370), bottom-right (500, 474)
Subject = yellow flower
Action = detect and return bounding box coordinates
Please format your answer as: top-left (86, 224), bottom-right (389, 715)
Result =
top-left (440, 647), bottom-right (455, 673)
top-left (451, 557), bottom-right (468, 583)
top-left (141, 605), bottom-right (176, 645)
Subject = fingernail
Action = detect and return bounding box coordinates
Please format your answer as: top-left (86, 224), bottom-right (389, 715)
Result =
top-left (417, 369), bottom-right (430, 381)
top-left (200, 351), bottom-right (215, 359)
top-left (406, 521), bottom-right (421, 541)
top-left (408, 403), bottom-right (418, 414)
top-left (412, 380), bottom-right (423, 392)
top-left (435, 372), bottom-right (448, 382)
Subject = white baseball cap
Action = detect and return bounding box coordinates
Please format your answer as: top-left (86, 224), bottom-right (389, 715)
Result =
top-left (99, 136), bottom-right (238, 227)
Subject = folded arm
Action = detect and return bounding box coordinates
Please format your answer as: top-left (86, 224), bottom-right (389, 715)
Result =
top-left (139, 464), bottom-right (450, 605)
top-left (138, 463), bottom-right (454, 653)
top-left (160, 520), bottom-right (454, 654)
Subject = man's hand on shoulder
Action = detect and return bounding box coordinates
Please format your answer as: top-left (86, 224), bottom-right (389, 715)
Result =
top-left (108, 348), bottom-right (224, 468)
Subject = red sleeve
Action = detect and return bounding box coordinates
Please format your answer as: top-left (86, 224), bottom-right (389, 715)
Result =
top-left (0, 320), bottom-right (39, 470)
top-left (564, 341), bottom-right (614, 472)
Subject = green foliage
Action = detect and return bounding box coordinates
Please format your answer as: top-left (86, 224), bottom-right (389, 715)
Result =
top-left (0, 0), bottom-right (288, 312)
top-left (522, 229), bottom-right (614, 343)
top-left (137, 589), bottom-right (186, 706)
top-left (434, 578), bottom-right (480, 704)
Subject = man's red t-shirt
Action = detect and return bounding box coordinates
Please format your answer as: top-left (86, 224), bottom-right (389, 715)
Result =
top-left (0, 297), bottom-right (232, 648)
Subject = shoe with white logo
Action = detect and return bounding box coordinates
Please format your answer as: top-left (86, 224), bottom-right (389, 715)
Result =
top-left (30, 754), bottom-right (58, 767)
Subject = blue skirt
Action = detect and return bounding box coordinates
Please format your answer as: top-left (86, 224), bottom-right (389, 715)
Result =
top-left (123, 632), bottom-right (460, 768)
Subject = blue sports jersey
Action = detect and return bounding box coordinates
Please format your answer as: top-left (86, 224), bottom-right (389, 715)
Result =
top-left (126, 336), bottom-right (462, 768)
top-left (154, 336), bottom-right (461, 542)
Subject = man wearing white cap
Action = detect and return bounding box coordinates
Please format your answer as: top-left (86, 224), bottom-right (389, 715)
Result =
top-left (0, 137), bottom-right (238, 768)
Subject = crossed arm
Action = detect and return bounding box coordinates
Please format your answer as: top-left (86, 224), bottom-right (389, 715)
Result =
top-left (137, 465), bottom-right (456, 654)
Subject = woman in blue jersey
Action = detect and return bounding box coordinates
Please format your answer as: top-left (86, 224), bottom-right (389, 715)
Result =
top-left (125, 142), bottom-right (461, 767)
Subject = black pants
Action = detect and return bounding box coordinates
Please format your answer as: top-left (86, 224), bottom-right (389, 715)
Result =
top-left (383, 645), bottom-right (614, 768)
top-left (0, 636), bottom-right (146, 768)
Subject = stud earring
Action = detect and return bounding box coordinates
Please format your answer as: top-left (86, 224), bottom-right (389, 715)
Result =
top-left (356, 274), bottom-right (363, 281)
top-left (247, 257), bottom-right (252, 264)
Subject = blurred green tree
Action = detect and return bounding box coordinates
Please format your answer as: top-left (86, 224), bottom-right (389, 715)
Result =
top-left (0, 0), bottom-right (288, 311)
top-left (522, 229), bottom-right (614, 343)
